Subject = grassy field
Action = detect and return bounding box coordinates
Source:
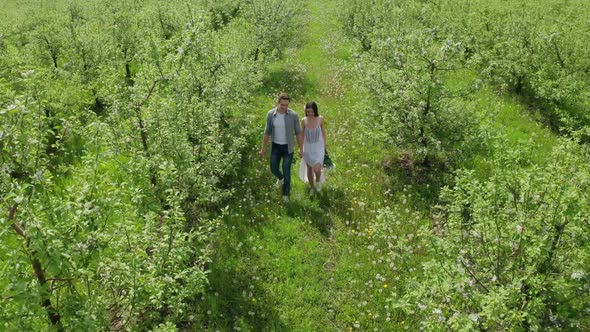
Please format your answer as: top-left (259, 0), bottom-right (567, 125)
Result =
top-left (2, 0), bottom-right (585, 330)
top-left (191, 0), bottom-right (565, 331)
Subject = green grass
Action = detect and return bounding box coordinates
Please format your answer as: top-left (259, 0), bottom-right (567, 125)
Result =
top-left (1, 0), bottom-right (582, 330)
top-left (458, 86), bottom-right (558, 179)
top-left (193, 0), bottom-right (567, 331)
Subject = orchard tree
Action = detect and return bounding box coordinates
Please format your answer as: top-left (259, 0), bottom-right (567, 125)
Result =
top-left (393, 139), bottom-right (590, 330)
top-left (352, 2), bottom-right (482, 180)
top-left (1, 0), bottom-right (299, 330)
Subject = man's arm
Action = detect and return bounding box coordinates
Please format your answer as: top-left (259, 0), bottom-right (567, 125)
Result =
top-left (260, 112), bottom-right (271, 159)
top-left (260, 134), bottom-right (270, 159)
top-left (297, 132), bottom-right (304, 157)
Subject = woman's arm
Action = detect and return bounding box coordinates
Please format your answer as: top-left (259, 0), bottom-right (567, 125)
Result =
top-left (299, 117), bottom-right (306, 155)
top-left (320, 117), bottom-right (327, 149)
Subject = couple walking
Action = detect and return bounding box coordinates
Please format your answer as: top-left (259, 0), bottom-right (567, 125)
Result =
top-left (259, 93), bottom-right (327, 203)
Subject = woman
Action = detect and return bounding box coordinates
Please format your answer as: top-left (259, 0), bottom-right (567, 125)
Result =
top-left (299, 101), bottom-right (327, 195)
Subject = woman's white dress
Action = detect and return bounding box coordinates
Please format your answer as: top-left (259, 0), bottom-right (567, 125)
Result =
top-left (299, 124), bottom-right (326, 184)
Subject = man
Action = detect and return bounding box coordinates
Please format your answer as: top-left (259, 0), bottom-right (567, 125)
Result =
top-left (260, 93), bottom-right (303, 203)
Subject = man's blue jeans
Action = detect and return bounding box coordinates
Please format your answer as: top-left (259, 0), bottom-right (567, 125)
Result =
top-left (270, 143), bottom-right (293, 196)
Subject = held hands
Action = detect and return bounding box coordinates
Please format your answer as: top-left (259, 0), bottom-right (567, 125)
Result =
top-left (259, 147), bottom-right (267, 159)
top-left (299, 147), bottom-right (303, 157)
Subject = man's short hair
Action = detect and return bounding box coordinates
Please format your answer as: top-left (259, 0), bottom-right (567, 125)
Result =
top-left (278, 92), bottom-right (290, 103)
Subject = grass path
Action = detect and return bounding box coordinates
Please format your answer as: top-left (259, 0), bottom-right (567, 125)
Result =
top-left (195, 1), bottom-right (389, 331)
top-left (194, 1), bottom-right (562, 331)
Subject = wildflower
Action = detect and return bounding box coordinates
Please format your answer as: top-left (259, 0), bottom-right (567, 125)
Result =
top-left (468, 313), bottom-right (479, 322)
top-left (6, 103), bottom-right (17, 111)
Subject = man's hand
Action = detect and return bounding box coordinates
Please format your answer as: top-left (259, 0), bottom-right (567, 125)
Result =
top-left (259, 147), bottom-right (267, 159)
top-left (298, 147), bottom-right (303, 158)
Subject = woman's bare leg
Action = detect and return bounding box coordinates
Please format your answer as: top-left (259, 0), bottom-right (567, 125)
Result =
top-left (307, 165), bottom-right (315, 189)
top-left (313, 163), bottom-right (322, 191)
top-left (313, 164), bottom-right (322, 181)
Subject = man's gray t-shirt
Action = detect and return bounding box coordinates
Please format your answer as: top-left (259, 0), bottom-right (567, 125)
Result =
top-left (264, 108), bottom-right (301, 154)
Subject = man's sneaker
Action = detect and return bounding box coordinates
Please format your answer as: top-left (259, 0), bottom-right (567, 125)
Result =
top-left (282, 195), bottom-right (290, 203)
top-left (315, 182), bottom-right (322, 193)
top-left (276, 178), bottom-right (284, 188)
top-left (309, 188), bottom-right (315, 196)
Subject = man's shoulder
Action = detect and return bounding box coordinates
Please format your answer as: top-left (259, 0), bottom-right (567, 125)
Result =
top-left (266, 108), bottom-right (277, 118)
top-left (287, 108), bottom-right (299, 117)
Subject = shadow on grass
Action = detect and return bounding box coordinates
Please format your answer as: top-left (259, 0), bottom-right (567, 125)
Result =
top-left (190, 207), bottom-right (291, 331)
top-left (285, 185), bottom-right (349, 237)
top-left (192, 259), bottom-right (290, 332)
top-left (188, 160), bottom-right (292, 330)
top-left (285, 199), bottom-right (331, 237)
top-left (192, 157), bottom-right (350, 329)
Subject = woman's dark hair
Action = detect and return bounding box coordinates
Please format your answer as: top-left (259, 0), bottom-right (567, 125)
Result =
top-left (305, 101), bottom-right (319, 117)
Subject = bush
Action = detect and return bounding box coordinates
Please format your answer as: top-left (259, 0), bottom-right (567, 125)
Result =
top-left (393, 138), bottom-right (590, 330)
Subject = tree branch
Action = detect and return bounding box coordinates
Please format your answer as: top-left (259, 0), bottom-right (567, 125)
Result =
top-left (9, 204), bottom-right (27, 238)
top-left (7, 203), bottom-right (63, 330)
top-left (460, 258), bottom-right (490, 293)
